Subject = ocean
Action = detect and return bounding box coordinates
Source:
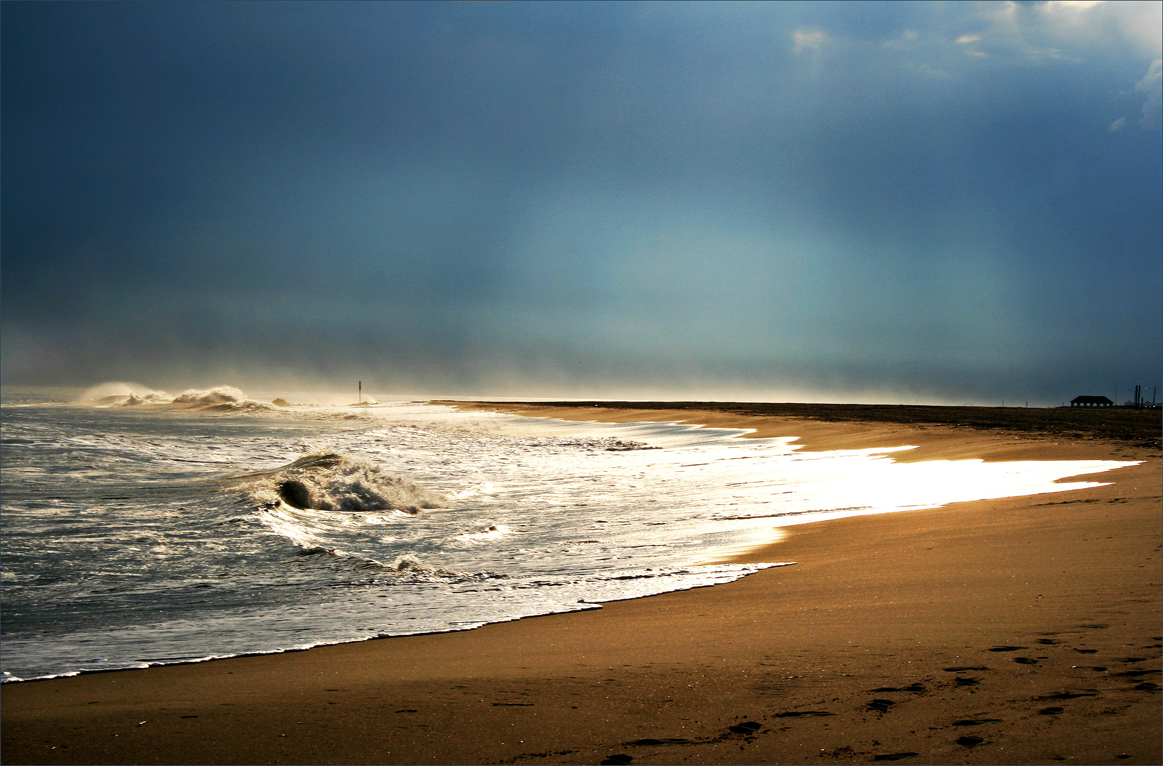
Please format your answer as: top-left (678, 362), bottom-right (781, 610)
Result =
top-left (0, 384), bottom-right (1134, 683)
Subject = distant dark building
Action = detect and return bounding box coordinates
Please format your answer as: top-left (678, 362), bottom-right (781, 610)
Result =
top-left (1070, 395), bottom-right (1114, 407)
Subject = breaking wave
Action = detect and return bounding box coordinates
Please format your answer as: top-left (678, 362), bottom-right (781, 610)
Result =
top-left (80, 381), bottom-right (172, 406)
top-left (240, 453), bottom-right (463, 577)
top-left (248, 452), bottom-right (446, 514)
top-left (161, 385), bottom-right (277, 413)
top-left (78, 383), bottom-right (275, 413)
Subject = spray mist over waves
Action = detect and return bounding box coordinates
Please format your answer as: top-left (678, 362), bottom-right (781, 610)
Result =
top-left (78, 383), bottom-right (276, 413)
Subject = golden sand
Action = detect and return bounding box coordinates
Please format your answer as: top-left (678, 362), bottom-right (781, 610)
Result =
top-left (3, 404), bottom-right (1159, 765)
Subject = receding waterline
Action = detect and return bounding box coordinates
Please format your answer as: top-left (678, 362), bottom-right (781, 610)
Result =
top-left (0, 388), bottom-right (1136, 683)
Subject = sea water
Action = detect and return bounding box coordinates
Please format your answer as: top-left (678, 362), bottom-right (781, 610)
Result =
top-left (0, 385), bottom-right (1135, 683)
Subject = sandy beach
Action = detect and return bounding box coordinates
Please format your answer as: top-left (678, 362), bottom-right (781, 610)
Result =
top-left (3, 403), bottom-right (1159, 765)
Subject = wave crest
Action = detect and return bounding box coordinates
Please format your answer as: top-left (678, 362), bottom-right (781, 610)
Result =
top-left (79, 381), bottom-right (171, 407)
top-left (171, 386), bottom-right (246, 406)
top-left (255, 452), bottom-right (445, 514)
top-left (169, 386), bottom-right (276, 412)
top-left (76, 383), bottom-right (276, 412)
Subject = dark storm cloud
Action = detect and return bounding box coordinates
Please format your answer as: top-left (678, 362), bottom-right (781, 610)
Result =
top-left (3, 1), bottom-right (1160, 403)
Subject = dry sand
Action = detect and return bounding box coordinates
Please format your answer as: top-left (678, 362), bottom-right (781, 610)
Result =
top-left (3, 403), bottom-right (1159, 765)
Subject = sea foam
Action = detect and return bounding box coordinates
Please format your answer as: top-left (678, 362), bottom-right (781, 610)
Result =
top-left (1, 386), bottom-right (1138, 684)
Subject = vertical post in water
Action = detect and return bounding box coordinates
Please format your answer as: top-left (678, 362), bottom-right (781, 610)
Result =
top-left (359, 381), bottom-right (362, 404)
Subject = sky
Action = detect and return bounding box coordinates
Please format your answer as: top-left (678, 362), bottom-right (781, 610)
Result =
top-left (3, 1), bottom-right (1161, 404)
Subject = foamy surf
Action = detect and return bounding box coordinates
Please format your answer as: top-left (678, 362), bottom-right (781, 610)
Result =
top-left (247, 451), bottom-right (446, 513)
top-left (0, 384), bottom-right (1137, 683)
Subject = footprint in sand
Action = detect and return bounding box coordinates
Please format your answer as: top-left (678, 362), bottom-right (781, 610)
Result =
top-left (1039, 690), bottom-right (1098, 701)
top-left (727, 721), bottom-right (763, 735)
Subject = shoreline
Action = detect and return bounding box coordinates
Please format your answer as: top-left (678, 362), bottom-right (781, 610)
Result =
top-left (3, 403), bottom-right (1159, 765)
top-left (433, 400), bottom-right (1161, 457)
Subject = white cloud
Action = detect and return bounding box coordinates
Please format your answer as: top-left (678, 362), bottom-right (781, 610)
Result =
top-left (793, 27), bottom-right (826, 54)
top-left (1110, 1), bottom-right (1163, 58)
top-left (954, 32), bottom-right (989, 57)
top-left (882, 29), bottom-right (920, 50)
top-left (1038, 0), bottom-right (1162, 58)
top-left (952, 0), bottom-right (1159, 65)
top-left (1041, 1), bottom-right (1107, 10)
top-left (1134, 58), bottom-right (1162, 127)
top-left (1108, 115), bottom-right (1127, 131)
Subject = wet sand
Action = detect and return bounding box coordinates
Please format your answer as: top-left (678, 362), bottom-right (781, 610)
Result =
top-left (2, 403), bottom-right (1159, 765)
